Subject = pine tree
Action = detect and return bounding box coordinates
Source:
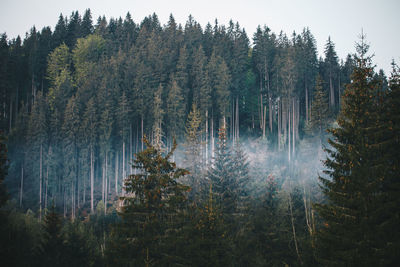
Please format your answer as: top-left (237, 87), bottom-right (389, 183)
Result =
top-left (166, 77), bottom-right (185, 141)
top-left (115, 137), bottom-right (189, 266)
top-left (183, 104), bottom-right (203, 201)
top-left (39, 205), bottom-right (64, 266)
top-left (323, 37), bottom-right (340, 109)
top-left (152, 84), bottom-right (164, 151)
top-left (377, 62), bottom-right (400, 265)
top-left (308, 75), bottom-right (329, 143)
top-left (208, 124), bottom-right (236, 216)
top-left (315, 34), bottom-right (388, 266)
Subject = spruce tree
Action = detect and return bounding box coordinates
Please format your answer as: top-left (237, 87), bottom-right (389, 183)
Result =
top-left (183, 104), bottom-right (203, 201)
top-left (208, 124), bottom-right (236, 217)
top-left (315, 34), bottom-right (388, 266)
top-left (115, 137), bottom-right (189, 266)
top-left (308, 75), bottom-right (329, 143)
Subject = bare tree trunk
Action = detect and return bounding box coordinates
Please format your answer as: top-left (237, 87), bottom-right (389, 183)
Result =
top-left (39, 143), bottom-right (43, 221)
top-left (259, 95), bottom-right (263, 131)
top-left (305, 85), bottom-right (309, 122)
top-left (102, 162), bottom-right (105, 203)
top-left (329, 75), bottom-right (334, 107)
top-left (292, 99), bottom-right (295, 157)
top-left (115, 153), bottom-right (119, 194)
top-left (288, 102), bottom-right (291, 163)
top-left (122, 141), bottom-right (125, 195)
top-left (130, 123), bottom-right (133, 175)
top-left (90, 146), bottom-right (94, 213)
top-left (141, 115), bottom-right (144, 151)
top-left (268, 95), bottom-right (272, 133)
top-left (45, 165), bottom-right (48, 210)
top-left (278, 99), bottom-right (281, 150)
top-left (205, 110), bottom-right (208, 164)
top-left (105, 153), bottom-right (108, 214)
top-left (236, 96), bottom-right (239, 141)
top-left (289, 189), bottom-right (302, 265)
top-left (19, 165), bottom-right (24, 208)
top-left (71, 183), bottom-right (75, 221)
top-left (211, 115), bottom-right (214, 162)
top-left (9, 101), bottom-right (12, 133)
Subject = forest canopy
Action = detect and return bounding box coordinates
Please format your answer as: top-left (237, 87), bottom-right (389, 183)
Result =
top-left (0, 9), bottom-right (398, 267)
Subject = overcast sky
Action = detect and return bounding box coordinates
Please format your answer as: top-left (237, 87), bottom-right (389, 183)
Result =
top-left (1, 0), bottom-right (399, 74)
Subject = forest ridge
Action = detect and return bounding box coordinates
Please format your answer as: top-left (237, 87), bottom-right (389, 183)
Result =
top-left (0, 9), bottom-right (399, 266)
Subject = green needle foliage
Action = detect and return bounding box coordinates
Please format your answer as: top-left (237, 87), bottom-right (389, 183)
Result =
top-left (110, 136), bottom-right (189, 266)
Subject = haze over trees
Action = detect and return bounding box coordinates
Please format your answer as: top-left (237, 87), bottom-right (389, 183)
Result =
top-left (0, 9), bottom-right (398, 266)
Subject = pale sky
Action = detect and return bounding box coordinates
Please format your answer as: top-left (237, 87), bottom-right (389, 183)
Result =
top-left (1, 0), bottom-right (399, 74)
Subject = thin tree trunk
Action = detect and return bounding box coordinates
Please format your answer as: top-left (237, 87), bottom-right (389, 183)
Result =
top-left (130, 123), bottom-right (133, 175)
top-left (122, 141), bottom-right (125, 195)
top-left (236, 96), bottom-right (239, 141)
top-left (263, 105), bottom-right (267, 139)
top-left (292, 99), bottom-right (295, 157)
top-left (211, 115), bottom-right (214, 162)
top-left (329, 75), bottom-right (334, 107)
top-left (45, 164), bottom-right (48, 210)
top-left (205, 110), bottom-right (208, 164)
top-left (141, 115), bottom-right (144, 151)
top-left (90, 146), bottom-right (94, 213)
top-left (288, 102), bottom-right (291, 163)
top-left (105, 153), bottom-right (108, 214)
top-left (71, 183), bottom-right (75, 221)
top-left (289, 190), bottom-right (302, 265)
top-left (9, 101), bottom-right (12, 133)
top-left (278, 99), bottom-right (281, 150)
top-left (39, 143), bottom-right (43, 221)
top-left (102, 161), bottom-right (105, 203)
top-left (19, 165), bottom-right (24, 208)
top-left (115, 153), bottom-right (119, 194)
top-left (305, 86), bottom-right (309, 122)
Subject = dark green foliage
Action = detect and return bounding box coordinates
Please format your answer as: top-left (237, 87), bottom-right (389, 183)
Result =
top-left (109, 137), bottom-right (189, 266)
top-left (308, 75), bottom-right (329, 141)
top-left (315, 35), bottom-right (398, 266)
top-left (37, 205), bottom-right (64, 266)
top-left (0, 10), bottom-right (396, 267)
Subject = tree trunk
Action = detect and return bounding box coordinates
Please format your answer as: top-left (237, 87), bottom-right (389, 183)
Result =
top-left (305, 86), bottom-right (309, 122)
top-left (278, 99), bottom-right (281, 150)
top-left (211, 115), bottom-right (214, 162)
top-left (292, 99), bottom-right (295, 157)
top-left (236, 96), bottom-right (240, 141)
top-left (122, 141), bottom-right (125, 195)
top-left (45, 165), bottom-right (48, 210)
top-left (141, 115), bottom-right (144, 151)
top-left (289, 190), bottom-right (302, 265)
top-left (115, 153), bottom-right (119, 195)
top-left (19, 165), bottom-right (24, 208)
top-left (130, 123), bottom-right (133, 175)
top-left (39, 143), bottom-right (43, 221)
top-left (329, 75), bottom-right (334, 107)
top-left (90, 146), bottom-right (94, 213)
top-left (288, 102), bottom-right (291, 163)
top-left (105, 154), bottom-right (108, 214)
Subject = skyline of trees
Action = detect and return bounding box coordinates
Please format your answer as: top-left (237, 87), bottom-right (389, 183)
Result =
top-left (0, 9), bottom-right (398, 266)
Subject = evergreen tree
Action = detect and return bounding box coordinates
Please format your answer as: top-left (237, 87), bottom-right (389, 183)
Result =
top-left (166, 77), bottom-right (185, 141)
top-left (315, 34), bottom-right (389, 266)
top-left (208, 124), bottom-right (236, 216)
top-left (183, 104), bottom-right (203, 201)
top-left (308, 75), bottom-right (329, 142)
top-left (38, 205), bottom-right (65, 266)
top-left (114, 137), bottom-right (189, 266)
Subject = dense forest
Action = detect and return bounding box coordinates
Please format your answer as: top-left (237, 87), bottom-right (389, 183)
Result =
top-left (0, 9), bottom-right (399, 266)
